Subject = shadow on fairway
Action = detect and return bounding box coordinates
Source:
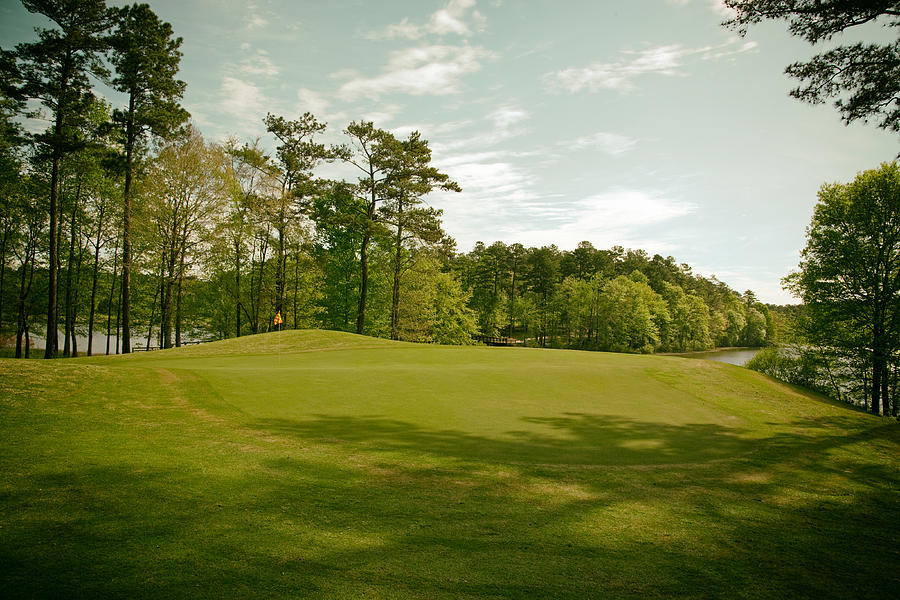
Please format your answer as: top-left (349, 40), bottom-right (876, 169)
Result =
top-left (3, 386), bottom-right (899, 599)
top-left (251, 412), bottom-right (753, 467)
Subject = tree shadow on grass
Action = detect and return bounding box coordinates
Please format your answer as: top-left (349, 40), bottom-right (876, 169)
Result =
top-left (251, 412), bottom-right (754, 467)
top-left (3, 408), bottom-right (899, 599)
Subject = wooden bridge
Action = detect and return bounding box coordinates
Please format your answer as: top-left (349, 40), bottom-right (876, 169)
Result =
top-left (472, 335), bottom-right (524, 347)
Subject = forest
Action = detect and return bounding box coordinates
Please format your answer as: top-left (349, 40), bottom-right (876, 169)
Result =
top-left (0, 1), bottom-right (774, 358)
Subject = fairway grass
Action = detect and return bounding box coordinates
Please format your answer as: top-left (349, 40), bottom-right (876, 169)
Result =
top-left (1, 330), bottom-right (898, 598)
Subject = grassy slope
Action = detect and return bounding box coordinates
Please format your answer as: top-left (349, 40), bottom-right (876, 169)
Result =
top-left (1, 329), bottom-right (898, 599)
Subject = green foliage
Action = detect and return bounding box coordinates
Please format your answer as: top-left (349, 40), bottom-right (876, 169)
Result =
top-left (398, 257), bottom-right (477, 345)
top-left (597, 274), bottom-right (669, 353)
top-left (107, 3), bottom-right (189, 143)
top-left (786, 162), bottom-right (900, 415)
top-left (725, 0), bottom-right (900, 133)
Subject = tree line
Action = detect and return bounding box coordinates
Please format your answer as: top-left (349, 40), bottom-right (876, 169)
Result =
top-left (0, 0), bottom-right (772, 359)
top-left (454, 242), bottom-right (774, 353)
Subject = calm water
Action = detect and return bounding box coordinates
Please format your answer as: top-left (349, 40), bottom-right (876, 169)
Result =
top-left (683, 348), bottom-right (761, 366)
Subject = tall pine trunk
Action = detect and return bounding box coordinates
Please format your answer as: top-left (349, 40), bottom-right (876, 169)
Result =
top-left (233, 239), bottom-right (242, 338)
top-left (106, 236), bottom-right (119, 355)
top-left (0, 225), bottom-right (9, 335)
top-left (356, 180), bottom-right (376, 335)
top-left (390, 211), bottom-right (404, 341)
top-left (45, 150), bottom-right (60, 358)
top-left (175, 229), bottom-right (187, 347)
top-left (121, 95), bottom-right (136, 354)
top-left (63, 178), bottom-right (82, 357)
top-left (69, 236), bottom-right (87, 357)
top-left (16, 238), bottom-right (36, 358)
top-left (87, 204), bottom-right (105, 356)
top-left (292, 248), bottom-right (299, 329)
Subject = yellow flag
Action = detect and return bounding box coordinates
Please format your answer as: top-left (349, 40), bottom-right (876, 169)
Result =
top-left (273, 311), bottom-right (283, 325)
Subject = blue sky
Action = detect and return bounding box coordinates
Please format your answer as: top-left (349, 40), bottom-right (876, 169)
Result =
top-left (3, 0), bottom-right (897, 303)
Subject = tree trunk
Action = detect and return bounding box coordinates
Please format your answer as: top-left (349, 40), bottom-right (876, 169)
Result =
top-left (70, 236), bottom-right (87, 358)
top-left (63, 177), bottom-right (82, 357)
top-left (872, 348), bottom-right (884, 416)
top-left (106, 236), bottom-right (119, 355)
top-left (121, 94), bottom-right (136, 354)
top-left (390, 217), bottom-right (404, 340)
top-left (147, 262), bottom-right (162, 351)
top-left (234, 239), bottom-right (242, 338)
top-left (15, 240), bottom-right (32, 359)
top-left (357, 189), bottom-right (376, 335)
top-left (0, 225), bottom-right (9, 335)
top-left (357, 225), bottom-right (371, 335)
top-left (44, 150), bottom-right (61, 359)
top-left (115, 265), bottom-right (122, 354)
top-left (161, 242), bottom-right (176, 349)
top-left (175, 271), bottom-right (183, 347)
top-left (175, 236), bottom-right (186, 347)
top-left (87, 204), bottom-right (105, 356)
top-left (292, 247), bottom-right (299, 329)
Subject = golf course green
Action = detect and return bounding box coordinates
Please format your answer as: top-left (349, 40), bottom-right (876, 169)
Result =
top-left (1, 329), bottom-right (898, 598)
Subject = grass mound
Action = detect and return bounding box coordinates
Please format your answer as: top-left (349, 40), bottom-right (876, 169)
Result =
top-left (2, 330), bottom-right (898, 598)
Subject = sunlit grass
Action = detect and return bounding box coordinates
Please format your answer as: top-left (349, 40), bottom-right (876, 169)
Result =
top-left (2, 329), bottom-right (898, 598)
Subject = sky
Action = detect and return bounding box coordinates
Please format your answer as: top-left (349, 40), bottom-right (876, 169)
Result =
top-left (2, 0), bottom-right (898, 304)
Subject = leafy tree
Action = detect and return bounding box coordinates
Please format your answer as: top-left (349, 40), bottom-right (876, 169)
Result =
top-left (340, 121), bottom-right (397, 335)
top-left (397, 255), bottom-right (476, 344)
top-left (0, 91), bottom-right (27, 338)
top-left (12, 174), bottom-right (48, 357)
top-left (142, 125), bottom-right (223, 348)
top-left (725, 0), bottom-right (900, 133)
top-left (108, 2), bottom-right (188, 353)
top-left (307, 183), bottom-right (367, 331)
top-left (524, 246), bottom-right (560, 346)
top-left (660, 281), bottom-right (712, 352)
top-left (378, 130), bottom-right (459, 340)
top-left (462, 241), bottom-right (512, 336)
top-left (11, 0), bottom-right (110, 357)
top-left (220, 137), bottom-right (272, 337)
top-left (598, 273), bottom-right (668, 354)
top-left (785, 162), bottom-right (900, 415)
top-left (263, 112), bottom-right (332, 329)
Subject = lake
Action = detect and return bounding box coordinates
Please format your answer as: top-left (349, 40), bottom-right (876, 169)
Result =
top-left (681, 347), bottom-right (761, 366)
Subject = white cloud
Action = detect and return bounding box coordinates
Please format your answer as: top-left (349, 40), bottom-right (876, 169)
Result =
top-left (220, 76), bottom-right (270, 128)
top-left (489, 105), bottom-right (529, 132)
top-left (709, 1), bottom-right (736, 17)
top-left (336, 45), bottom-right (493, 100)
top-left (365, 0), bottom-right (485, 40)
top-left (247, 14), bottom-right (268, 30)
top-left (295, 87), bottom-right (331, 117)
top-left (390, 119), bottom-right (473, 140)
top-left (425, 105), bottom-right (530, 155)
top-left (371, 17), bottom-right (423, 40)
top-left (430, 0), bottom-right (481, 36)
top-left (504, 188), bottom-right (696, 252)
top-left (239, 52), bottom-right (279, 77)
top-left (667, 0), bottom-right (735, 16)
top-left (362, 103), bottom-right (403, 126)
top-left (574, 188), bottom-right (694, 229)
top-left (569, 132), bottom-right (638, 156)
top-left (430, 149), bottom-right (543, 247)
top-left (545, 38), bottom-right (756, 93)
top-left (546, 45), bottom-right (686, 93)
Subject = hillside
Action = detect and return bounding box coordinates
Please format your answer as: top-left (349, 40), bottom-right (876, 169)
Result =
top-left (1, 330), bottom-right (898, 598)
